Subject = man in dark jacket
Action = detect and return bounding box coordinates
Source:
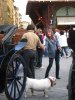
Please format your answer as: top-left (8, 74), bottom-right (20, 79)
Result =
top-left (36, 28), bottom-right (44, 68)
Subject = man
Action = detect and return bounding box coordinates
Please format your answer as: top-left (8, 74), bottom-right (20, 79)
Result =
top-left (54, 28), bottom-right (61, 79)
top-left (36, 28), bottom-right (44, 68)
top-left (21, 24), bottom-right (44, 78)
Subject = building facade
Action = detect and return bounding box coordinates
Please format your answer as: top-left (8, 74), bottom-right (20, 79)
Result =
top-left (13, 6), bottom-right (22, 27)
top-left (0, 0), bottom-right (3, 24)
top-left (0, 0), bottom-right (22, 27)
top-left (2, 0), bottom-right (14, 24)
top-left (26, 0), bottom-right (75, 30)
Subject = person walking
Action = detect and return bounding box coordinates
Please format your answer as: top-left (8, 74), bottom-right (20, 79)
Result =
top-left (54, 28), bottom-right (60, 41)
top-left (21, 24), bottom-right (44, 78)
top-left (36, 28), bottom-right (44, 68)
top-left (59, 30), bottom-right (69, 57)
top-left (45, 29), bottom-right (61, 79)
top-left (54, 28), bottom-right (61, 79)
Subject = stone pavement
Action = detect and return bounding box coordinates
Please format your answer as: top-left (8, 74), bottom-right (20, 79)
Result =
top-left (0, 56), bottom-right (72, 100)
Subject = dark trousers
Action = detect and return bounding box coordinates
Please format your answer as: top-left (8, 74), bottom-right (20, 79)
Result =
top-left (23, 50), bottom-right (36, 78)
top-left (45, 50), bottom-right (60, 78)
top-left (55, 50), bottom-right (60, 78)
top-left (36, 48), bottom-right (43, 67)
top-left (45, 58), bottom-right (54, 78)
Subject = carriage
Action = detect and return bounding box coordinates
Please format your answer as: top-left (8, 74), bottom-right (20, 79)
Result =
top-left (0, 25), bottom-right (27, 100)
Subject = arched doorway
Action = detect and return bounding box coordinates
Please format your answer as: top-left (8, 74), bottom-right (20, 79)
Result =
top-left (56, 6), bottom-right (75, 29)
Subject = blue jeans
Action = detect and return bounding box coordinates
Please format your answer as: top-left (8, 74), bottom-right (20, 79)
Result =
top-left (61, 47), bottom-right (68, 56)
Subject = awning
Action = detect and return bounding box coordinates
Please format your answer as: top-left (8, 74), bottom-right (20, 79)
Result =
top-left (28, 0), bottom-right (75, 2)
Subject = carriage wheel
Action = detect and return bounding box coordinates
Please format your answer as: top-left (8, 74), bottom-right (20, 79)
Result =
top-left (5, 54), bottom-right (27, 100)
top-left (68, 64), bottom-right (75, 100)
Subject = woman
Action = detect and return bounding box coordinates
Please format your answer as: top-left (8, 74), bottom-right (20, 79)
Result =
top-left (45, 29), bottom-right (61, 78)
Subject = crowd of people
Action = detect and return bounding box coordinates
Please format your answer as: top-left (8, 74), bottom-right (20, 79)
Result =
top-left (21, 24), bottom-right (72, 80)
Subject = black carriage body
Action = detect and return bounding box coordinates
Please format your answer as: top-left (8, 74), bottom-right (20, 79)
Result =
top-left (0, 25), bottom-right (16, 63)
top-left (67, 29), bottom-right (75, 100)
top-left (0, 25), bottom-right (17, 93)
top-left (68, 53), bottom-right (75, 100)
top-left (0, 25), bottom-right (27, 100)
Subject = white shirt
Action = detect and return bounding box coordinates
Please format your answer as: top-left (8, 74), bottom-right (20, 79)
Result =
top-left (59, 34), bottom-right (68, 47)
top-left (64, 32), bottom-right (69, 38)
top-left (54, 32), bottom-right (60, 42)
top-left (43, 35), bottom-right (46, 45)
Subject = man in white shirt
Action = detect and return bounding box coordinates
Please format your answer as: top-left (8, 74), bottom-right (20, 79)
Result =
top-left (59, 30), bottom-right (68, 57)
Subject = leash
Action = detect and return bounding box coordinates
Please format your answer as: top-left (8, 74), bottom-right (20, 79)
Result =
top-left (48, 77), bottom-right (53, 87)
